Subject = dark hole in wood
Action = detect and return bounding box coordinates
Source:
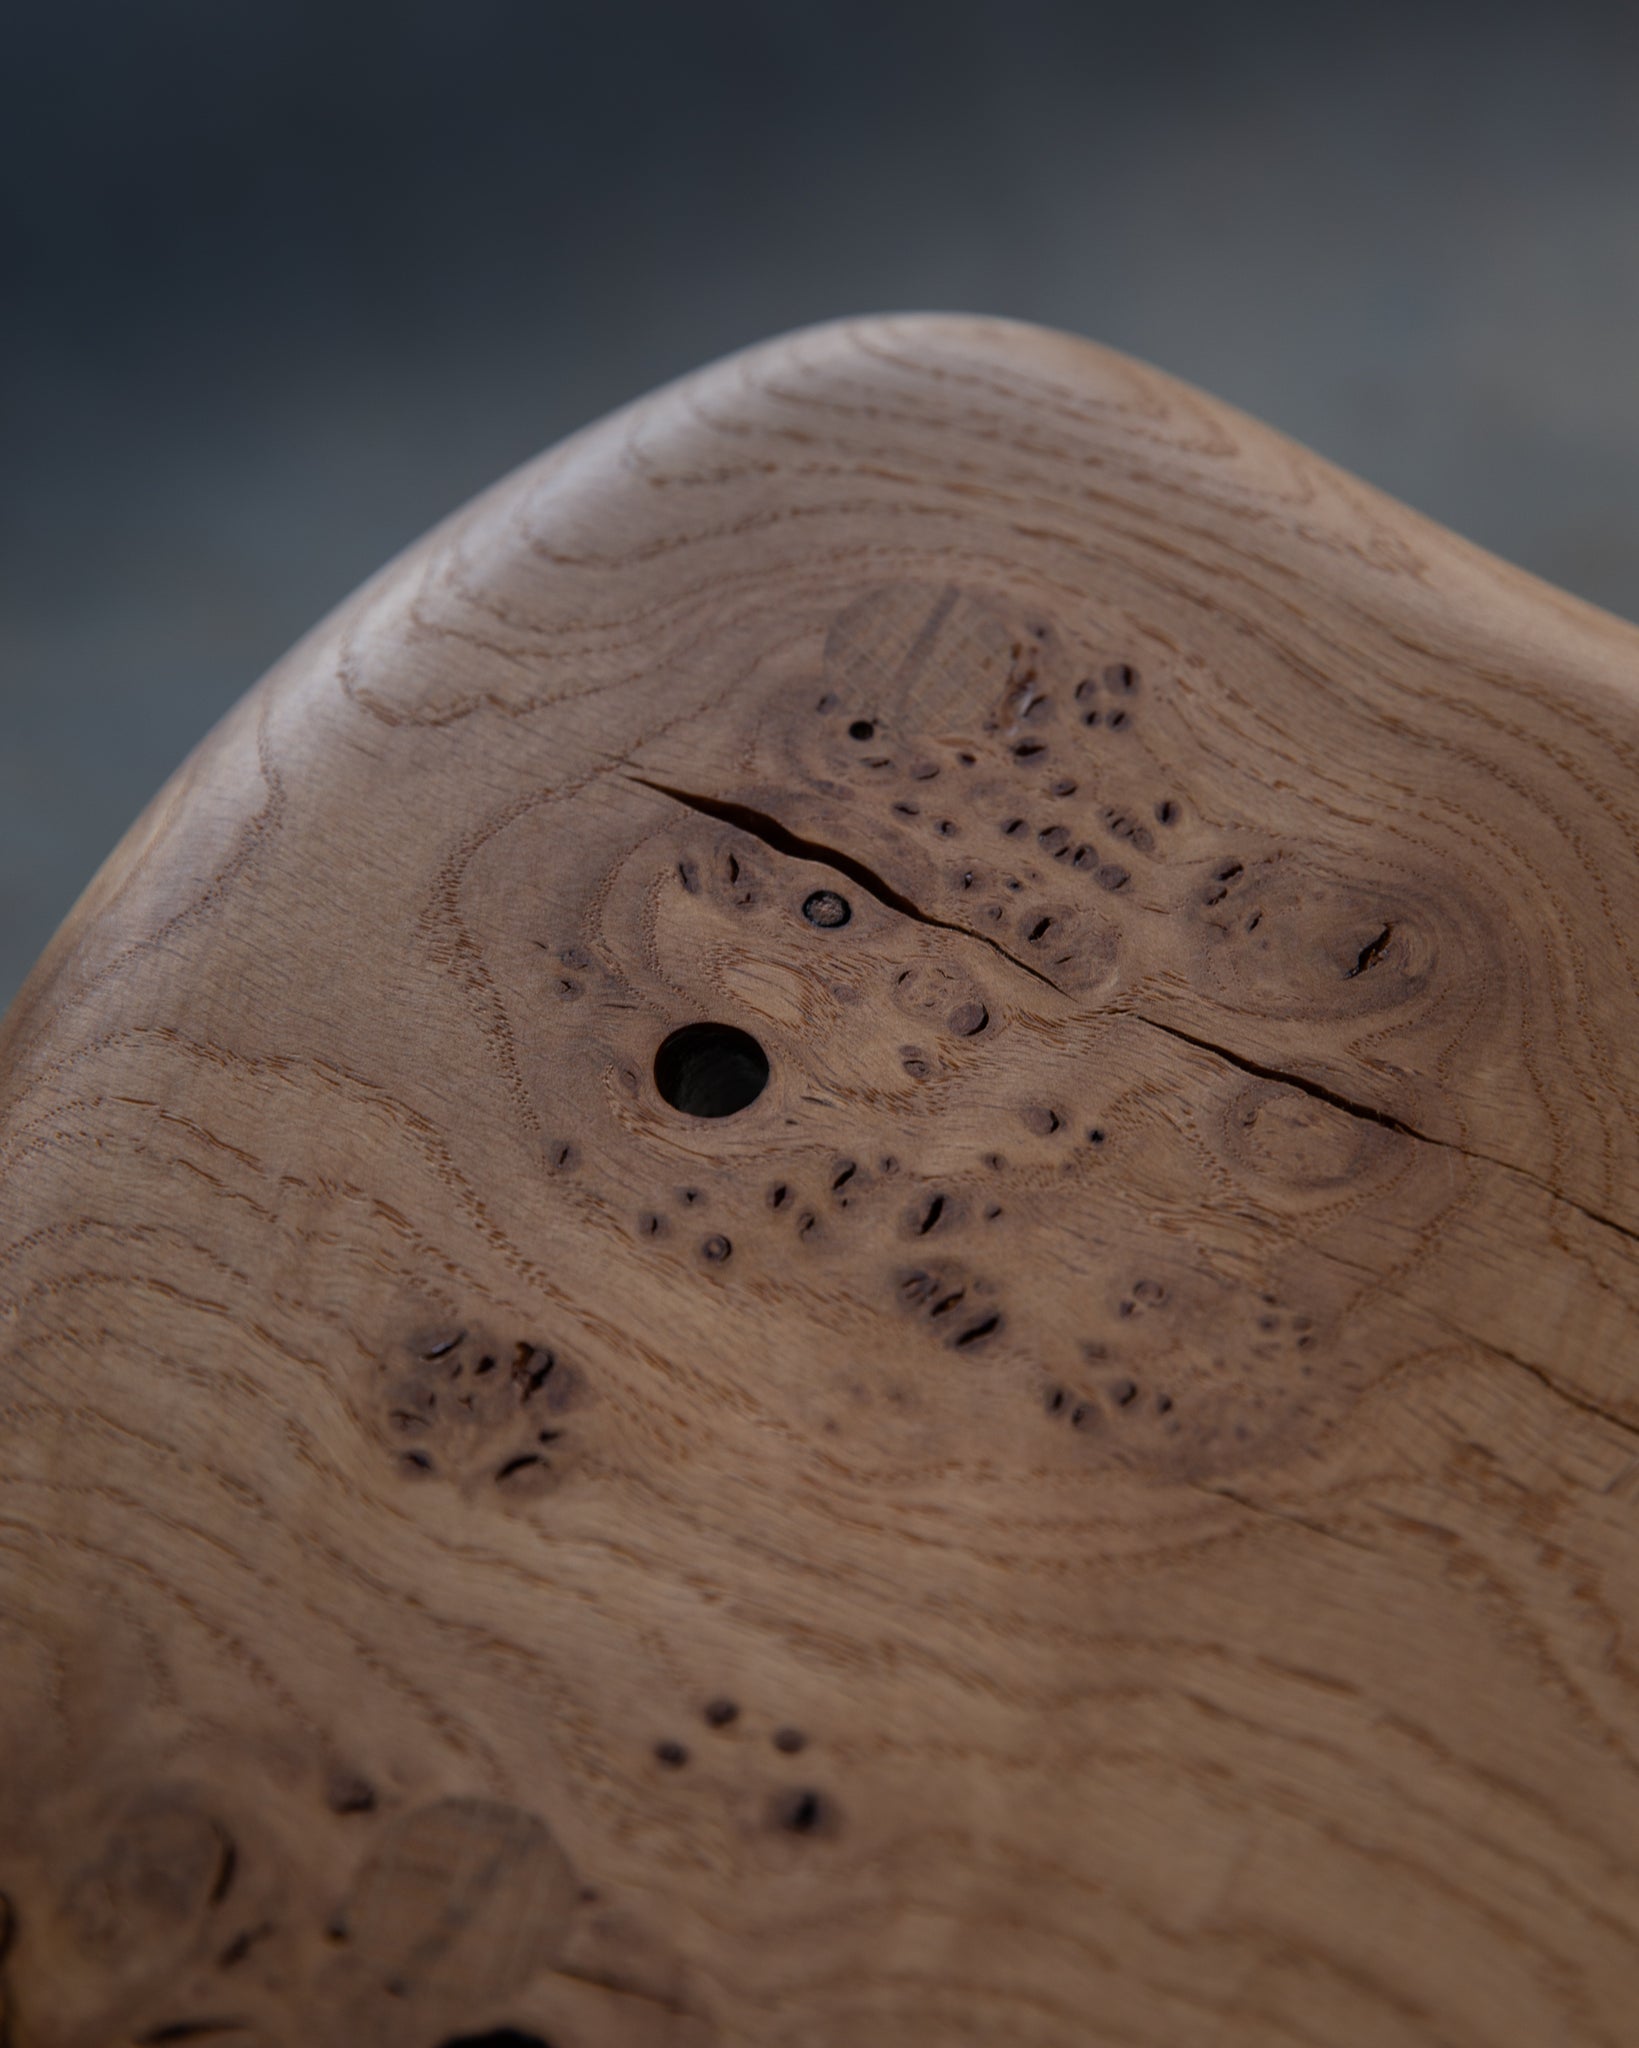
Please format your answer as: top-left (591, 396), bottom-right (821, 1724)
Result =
top-left (777, 1788), bottom-right (828, 1834)
top-left (138, 2027), bottom-right (254, 2045)
top-left (208, 1836), bottom-right (237, 1905)
top-left (326, 1771), bottom-right (376, 1816)
top-left (803, 888), bottom-right (852, 928)
top-left (438, 2034), bottom-right (554, 2048)
top-left (218, 1922), bottom-right (271, 1968)
top-left (520, 1348), bottom-right (556, 1395)
top-left (1346, 924), bottom-right (1393, 978)
top-left (654, 1022), bottom-right (770, 1117)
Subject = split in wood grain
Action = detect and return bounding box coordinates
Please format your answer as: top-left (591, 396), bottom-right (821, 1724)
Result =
top-left (7, 315), bottom-right (1639, 2047)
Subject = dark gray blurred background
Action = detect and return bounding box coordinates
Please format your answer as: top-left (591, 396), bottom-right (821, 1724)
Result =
top-left (5, 0), bottom-right (1639, 1010)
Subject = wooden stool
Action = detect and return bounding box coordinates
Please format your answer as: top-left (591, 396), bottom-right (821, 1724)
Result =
top-left (5, 316), bottom-right (1639, 2047)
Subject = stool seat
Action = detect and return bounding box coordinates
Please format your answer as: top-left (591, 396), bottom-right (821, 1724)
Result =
top-left (5, 315), bottom-right (1639, 2047)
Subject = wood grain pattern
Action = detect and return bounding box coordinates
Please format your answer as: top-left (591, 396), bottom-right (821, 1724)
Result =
top-left (5, 314), bottom-right (1639, 2047)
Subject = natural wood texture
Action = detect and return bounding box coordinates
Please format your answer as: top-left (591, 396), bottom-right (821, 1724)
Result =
top-left (5, 315), bottom-right (1639, 2047)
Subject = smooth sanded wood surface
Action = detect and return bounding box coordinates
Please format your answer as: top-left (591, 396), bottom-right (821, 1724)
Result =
top-left (6, 315), bottom-right (1639, 2048)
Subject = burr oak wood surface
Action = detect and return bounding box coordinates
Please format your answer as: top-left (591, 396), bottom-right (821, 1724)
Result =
top-left (5, 314), bottom-right (1639, 2048)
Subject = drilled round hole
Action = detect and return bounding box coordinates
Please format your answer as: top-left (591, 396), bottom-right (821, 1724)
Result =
top-left (803, 889), bottom-right (851, 928)
top-left (654, 1022), bottom-right (770, 1118)
top-left (848, 719), bottom-right (876, 740)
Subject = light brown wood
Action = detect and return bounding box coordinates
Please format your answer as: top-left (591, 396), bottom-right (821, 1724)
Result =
top-left (6, 314), bottom-right (1639, 2048)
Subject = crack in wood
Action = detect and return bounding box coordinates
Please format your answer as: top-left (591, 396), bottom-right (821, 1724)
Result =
top-left (1131, 1012), bottom-right (1427, 1143)
top-left (1345, 923), bottom-right (1394, 979)
top-left (1130, 1011), bottom-right (1639, 1251)
top-left (629, 777), bottom-right (1066, 995)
